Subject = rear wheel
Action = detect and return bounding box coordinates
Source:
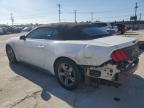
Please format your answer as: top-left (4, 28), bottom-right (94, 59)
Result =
top-left (6, 45), bottom-right (17, 64)
top-left (54, 58), bottom-right (81, 90)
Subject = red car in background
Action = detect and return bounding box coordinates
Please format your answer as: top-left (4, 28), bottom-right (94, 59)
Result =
top-left (116, 24), bottom-right (126, 34)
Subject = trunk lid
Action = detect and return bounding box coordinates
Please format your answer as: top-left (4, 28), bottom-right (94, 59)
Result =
top-left (88, 36), bottom-right (138, 49)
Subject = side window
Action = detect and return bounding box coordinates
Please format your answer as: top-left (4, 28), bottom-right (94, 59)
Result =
top-left (26, 27), bottom-right (54, 39)
top-left (94, 23), bottom-right (107, 27)
top-left (52, 30), bottom-right (62, 40)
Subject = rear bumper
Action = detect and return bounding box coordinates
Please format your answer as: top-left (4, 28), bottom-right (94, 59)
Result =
top-left (81, 58), bottom-right (139, 82)
top-left (115, 59), bottom-right (139, 81)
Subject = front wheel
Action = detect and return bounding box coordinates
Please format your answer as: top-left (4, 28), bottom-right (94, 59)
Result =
top-left (6, 45), bottom-right (17, 64)
top-left (54, 58), bottom-right (81, 90)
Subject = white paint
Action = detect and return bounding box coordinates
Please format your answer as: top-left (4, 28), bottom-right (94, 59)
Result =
top-left (6, 35), bottom-right (137, 81)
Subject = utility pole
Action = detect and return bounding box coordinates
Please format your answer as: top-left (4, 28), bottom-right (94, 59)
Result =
top-left (10, 13), bottom-right (14, 25)
top-left (134, 2), bottom-right (138, 29)
top-left (57, 4), bottom-right (61, 23)
top-left (91, 12), bottom-right (94, 22)
top-left (139, 13), bottom-right (142, 21)
top-left (138, 13), bottom-right (142, 29)
top-left (135, 2), bottom-right (138, 18)
top-left (74, 10), bottom-right (77, 23)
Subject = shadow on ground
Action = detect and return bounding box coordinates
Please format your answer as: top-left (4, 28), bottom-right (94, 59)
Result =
top-left (10, 63), bottom-right (144, 108)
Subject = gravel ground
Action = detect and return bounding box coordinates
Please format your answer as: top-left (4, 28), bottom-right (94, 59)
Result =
top-left (0, 31), bottom-right (144, 108)
top-left (125, 30), bottom-right (144, 41)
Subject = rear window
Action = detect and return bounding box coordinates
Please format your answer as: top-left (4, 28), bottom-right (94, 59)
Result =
top-left (92, 23), bottom-right (108, 27)
top-left (82, 27), bottom-right (110, 37)
top-left (60, 26), bottom-right (111, 40)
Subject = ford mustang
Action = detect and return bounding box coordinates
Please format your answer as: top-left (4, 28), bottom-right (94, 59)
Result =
top-left (6, 23), bottom-right (140, 90)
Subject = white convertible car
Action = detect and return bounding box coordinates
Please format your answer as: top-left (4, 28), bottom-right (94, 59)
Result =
top-left (6, 23), bottom-right (140, 90)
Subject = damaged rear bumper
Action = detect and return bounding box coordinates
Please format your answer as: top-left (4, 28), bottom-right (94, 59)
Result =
top-left (81, 58), bottom-right (139, 82)
top-left (115, 59), bottom-right (139, 81)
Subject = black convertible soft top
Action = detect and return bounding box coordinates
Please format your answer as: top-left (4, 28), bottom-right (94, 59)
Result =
top-left (37, 22), bottom-right (110, 40)
top-left (39, 22), bottom-right (95, 39)
top-left (40, 22), bottom-right (106, 30)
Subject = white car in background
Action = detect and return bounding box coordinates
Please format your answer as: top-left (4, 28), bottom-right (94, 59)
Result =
top-left (92, 22), bottom-right (118, 34)
top-left (0, 27), bottom-right (4, 35)
top-left (6, 23), bottom-right (140, 90)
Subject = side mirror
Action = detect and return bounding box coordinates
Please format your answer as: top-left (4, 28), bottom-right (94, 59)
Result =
top-left (20, 35), bottom-right (26, 40)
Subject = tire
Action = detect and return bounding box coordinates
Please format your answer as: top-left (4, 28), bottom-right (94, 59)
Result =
top-left (54, 58), bottom-right (81, 90)
top-left (6, 45), bottom-right (17, 64)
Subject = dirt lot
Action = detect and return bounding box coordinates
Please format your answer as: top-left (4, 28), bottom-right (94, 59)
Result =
top-left (0, 31), bottom-right (144, 108)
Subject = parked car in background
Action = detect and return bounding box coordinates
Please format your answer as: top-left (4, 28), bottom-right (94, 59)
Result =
top-left (0, 27), bottom-right (4, 35)
top-left (0, 25), bottom-right (22, 34)
top-left (0, 26), bottom-right (9, 35)
top-left (116, 24), bottom-right (126, 34)
top-left (6, 23), bottom-right (140, 90)
top-left (22, 27), bottom-right (33, 32)
top-left (12, 27), bottom-right (22, 33)
top-left (6, 26), bottom-right (22, 33)
top-left (92, 22), bottom-right (118, 34)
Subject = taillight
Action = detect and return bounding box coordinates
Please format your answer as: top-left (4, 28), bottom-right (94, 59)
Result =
top-left (111, 49), bottom-right (128, 62)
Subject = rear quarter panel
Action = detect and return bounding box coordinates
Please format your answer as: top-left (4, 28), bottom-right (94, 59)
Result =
top-left (44, 41), bottom-right (87, 74)
top-left (44, 41), bottom-right (115, 74)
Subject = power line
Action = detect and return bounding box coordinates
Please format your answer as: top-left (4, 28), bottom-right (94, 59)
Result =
top-left (74, 8), bottom-right (132, 14)
top-left (8, 3), bottom-right (143, 24)
top-left (65, 8), bottom-right (133, 15)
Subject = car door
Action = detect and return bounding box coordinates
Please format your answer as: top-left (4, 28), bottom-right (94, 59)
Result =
top-left (16, 27), bottom-right (54, 68)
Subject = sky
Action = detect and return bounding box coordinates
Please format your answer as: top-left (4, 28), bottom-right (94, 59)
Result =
top-left (0, 0), bottom-right (144, 24)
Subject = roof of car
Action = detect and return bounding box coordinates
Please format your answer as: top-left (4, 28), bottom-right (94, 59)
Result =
top-left (40, 22), bottom-right (87, 28)
top-left (39, 22), bottom-right (107, 29)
